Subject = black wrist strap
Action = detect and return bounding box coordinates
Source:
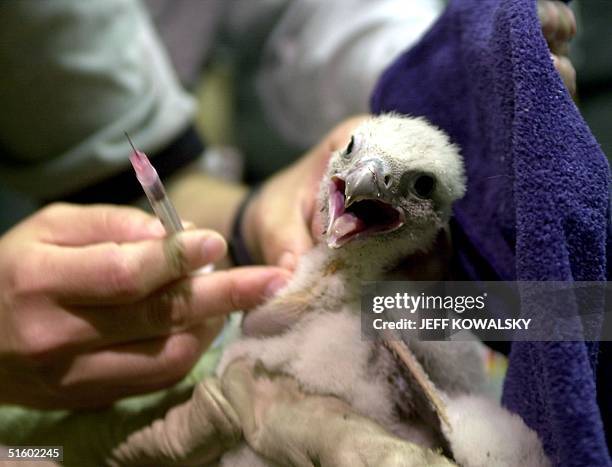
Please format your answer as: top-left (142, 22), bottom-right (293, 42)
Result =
top-left (229, 186), bottom-right (261, 266)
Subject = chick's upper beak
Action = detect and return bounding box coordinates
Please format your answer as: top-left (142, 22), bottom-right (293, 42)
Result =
top-left (344, 159), bottom-right (390, 207)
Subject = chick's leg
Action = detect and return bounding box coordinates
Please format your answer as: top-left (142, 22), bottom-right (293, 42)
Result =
top-left (221, 359), bottom-right (456, 467)
top-left (107, 378), bottom-right (242, 466)
top-left (108, 358), bottom-right (456, 466)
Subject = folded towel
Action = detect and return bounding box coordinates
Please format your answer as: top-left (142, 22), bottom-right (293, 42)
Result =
top-left (371, 0), bottom-right (611, 465)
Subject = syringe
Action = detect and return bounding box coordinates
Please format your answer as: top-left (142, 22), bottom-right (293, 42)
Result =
top-left (126, 132), bottom-right (183, 234)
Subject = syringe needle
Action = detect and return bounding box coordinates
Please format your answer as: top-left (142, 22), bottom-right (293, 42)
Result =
top-left (124, 132), bottom-right (138, 154)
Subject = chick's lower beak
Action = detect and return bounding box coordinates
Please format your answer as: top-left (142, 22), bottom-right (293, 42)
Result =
top-left (344, 159), bottom-right (390, 207)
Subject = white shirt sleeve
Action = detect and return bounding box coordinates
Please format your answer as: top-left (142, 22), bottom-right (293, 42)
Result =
top-left (256, 0), bottom-right (445, 148)
top-left (0, 0), bottom-right (195, 199)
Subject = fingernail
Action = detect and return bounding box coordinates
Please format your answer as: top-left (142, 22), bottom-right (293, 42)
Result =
top-left (278, 252), bottom-right (297, 271)
top-left (202, 233), bottom-right (227, 261)
top-left (265, 275), bottom-right (289, 298)
top-left (182, 220), bottom-right (196, 230)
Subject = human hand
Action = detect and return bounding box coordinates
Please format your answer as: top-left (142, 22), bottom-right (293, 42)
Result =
top-left (538, 0), bottom-right (577, 95)
top-left (243, 115), bottom-right (370, 270)
top-left (0, 203), bottom-right (289, 409)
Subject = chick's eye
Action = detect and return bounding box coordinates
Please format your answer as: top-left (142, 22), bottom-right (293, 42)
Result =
top-left (343, 136), bottom-right (354, 158)
top-left (413, 175), bottom-right (436, 198)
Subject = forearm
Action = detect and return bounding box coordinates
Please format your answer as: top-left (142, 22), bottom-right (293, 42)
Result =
top-left (0, 0), bottom-right (195, 200)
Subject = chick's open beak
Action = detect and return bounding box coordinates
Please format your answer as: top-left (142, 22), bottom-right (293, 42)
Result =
top-left (327, 159), bottom-right (403, 248)
top-left (344, 159), bottom-right (390, 207)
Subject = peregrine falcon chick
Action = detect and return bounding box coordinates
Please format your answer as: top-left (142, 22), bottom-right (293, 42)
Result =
top-left (219, 114), bottom-right (550, 467)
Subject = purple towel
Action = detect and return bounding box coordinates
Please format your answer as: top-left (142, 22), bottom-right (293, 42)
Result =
top-left (371, 0), bottom-right (611, 465)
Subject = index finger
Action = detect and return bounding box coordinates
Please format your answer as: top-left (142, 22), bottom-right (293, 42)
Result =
top-left (35, 203), bottom-right (167, 246)
top-left (33, 230), bottom-right (226, 304)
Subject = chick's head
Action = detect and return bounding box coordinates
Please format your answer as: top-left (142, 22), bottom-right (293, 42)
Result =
top-left (320, 114), bottom-right (466, 262)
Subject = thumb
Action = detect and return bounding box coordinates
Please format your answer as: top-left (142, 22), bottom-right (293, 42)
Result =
top-left (264, 214), bottom-right (314, 271)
